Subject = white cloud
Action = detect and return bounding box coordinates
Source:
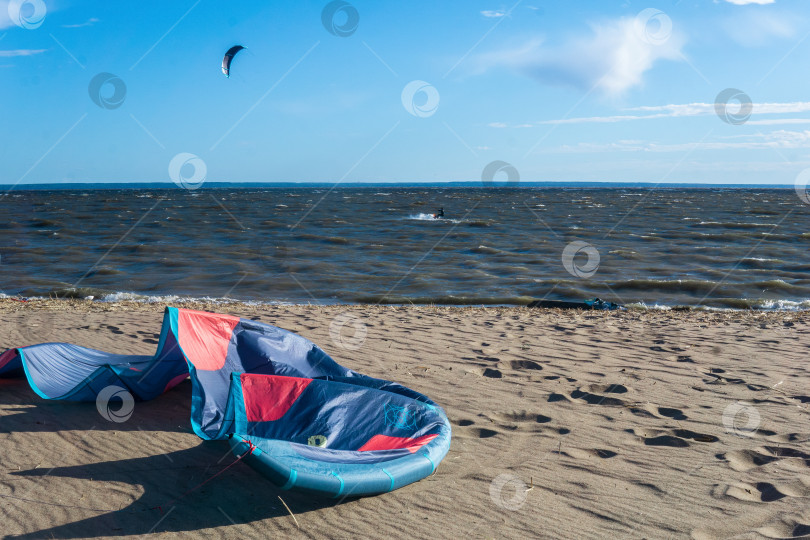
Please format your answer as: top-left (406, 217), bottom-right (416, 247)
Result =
top-left (631, 101), bottom-right (810, 115)
top-left (473, 16), bottom-right (685, 95)
top-left (527, 101), bottom-right (810, 125)
top-left (549, 129), bottom-right (810, 153)
top-left (747, 118), bottom-right (810, 125)
top-left (481, 10), bottom-right (505, 18)
top-left (0, 49), bottom-right (47, 57)
top-left (725, 0), bottom-right (775, 5)
top-left (62, 17), bottom-right (100, 29)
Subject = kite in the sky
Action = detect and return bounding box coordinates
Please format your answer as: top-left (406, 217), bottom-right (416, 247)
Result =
top-left (222, 45), bottom-right (246, 78)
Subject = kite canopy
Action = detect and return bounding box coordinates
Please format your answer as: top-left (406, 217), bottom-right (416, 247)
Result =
top-left (0, 307), bottom-right (451, 497)
top-left (221, 45), bottom-right (246, 78)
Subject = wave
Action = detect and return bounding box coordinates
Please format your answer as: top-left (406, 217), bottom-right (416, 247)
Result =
top-left (695, 221), bottom-right (776, 228)
top-left (353, 294), bottom-right (537, 306)
top-left (296, 233), bottom-right (350, 245)
top-left (610, 279), bottom-right (721, 294)
top-left (472, 245), bottom-right (501, 255)
top-left (738, 257), bottom-right (784, 269)
top-left (406, 213), bottom-right (460, 223)
top-left (408, 213), bottom-right (439, 220)
top-left (756, 299), bottom-right (810, 310)
top-left (98, 292), bottom-right (287, 305)
top-left (750, 279), bottom-right (803, 292)
top-left (608, 249), bottom-right (639, 258)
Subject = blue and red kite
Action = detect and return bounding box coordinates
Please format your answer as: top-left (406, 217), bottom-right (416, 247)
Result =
top-left (0, 307), bottom-right (451, 497)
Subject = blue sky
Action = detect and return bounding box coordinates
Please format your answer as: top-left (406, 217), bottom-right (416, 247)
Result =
top-left (2, 0), bottom-right (809, 185)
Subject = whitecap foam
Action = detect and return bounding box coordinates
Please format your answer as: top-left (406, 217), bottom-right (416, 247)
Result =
top-left (406, 213), bottom-right (459, 223)
top-left (756, 299), bottom-right (810, 311)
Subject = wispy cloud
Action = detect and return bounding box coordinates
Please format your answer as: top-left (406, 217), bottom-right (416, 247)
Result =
top-left (725, 0), bottom-right (775, 5)
top-left (61, 17), bottom-right (99, 29)
top-left (473, 16), bottom-right (685, 95)
top-left (747, 118), bottom-right (810, 125)
top-left (520, 101), bottom-right (810, 125)
top-left (630, 101), bottom-right (810, 115)
top-left (0, 49), bottom-right (47, 57)
top-left (481, 10), bottom-right (505, 18)
top-left (549, 129), bottom-right (810, 153)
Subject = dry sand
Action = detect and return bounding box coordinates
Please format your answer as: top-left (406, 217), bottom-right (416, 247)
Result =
top-left (0, 300), bottom-right (809, 539)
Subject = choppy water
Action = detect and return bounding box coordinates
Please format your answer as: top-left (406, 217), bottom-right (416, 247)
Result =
top-left (1, 187), bottom-right (808, 310)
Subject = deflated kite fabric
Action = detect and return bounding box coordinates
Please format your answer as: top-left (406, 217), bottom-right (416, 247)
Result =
top-left (0, 307), bottom-right (451, 497)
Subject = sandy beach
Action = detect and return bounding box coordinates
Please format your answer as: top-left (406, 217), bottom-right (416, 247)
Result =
top-left (1, 300), bottom-right (809, 539)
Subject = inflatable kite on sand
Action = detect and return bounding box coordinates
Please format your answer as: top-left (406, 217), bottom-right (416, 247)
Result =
top-left (0, 307), bottom-right (451, 497)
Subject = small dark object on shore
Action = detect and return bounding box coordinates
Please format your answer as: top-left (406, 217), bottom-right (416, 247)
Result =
top-left (527, 298), bottom-right (622, 310)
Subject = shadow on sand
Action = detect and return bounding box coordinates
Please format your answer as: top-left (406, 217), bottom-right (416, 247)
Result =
top-left (0, 377), bottom-right (340, 537)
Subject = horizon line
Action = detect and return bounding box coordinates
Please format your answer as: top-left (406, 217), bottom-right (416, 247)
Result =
top-left (0, 181), bottom-right (799, 190)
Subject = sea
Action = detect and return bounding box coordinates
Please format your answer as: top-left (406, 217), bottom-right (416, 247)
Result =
top-left (1, 185), bottom-right (808, 310)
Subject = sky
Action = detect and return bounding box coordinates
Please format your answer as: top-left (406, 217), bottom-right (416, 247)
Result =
top-left (2, 0), bottom-right (810, 185)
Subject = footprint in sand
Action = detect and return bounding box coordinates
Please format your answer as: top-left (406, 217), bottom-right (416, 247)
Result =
top-left (627, 404), bottom-right (688, 420)
top-left (560, 447), bottom-right (618, 460)
top-left (505, 360), bottom-right (543, 371)
top-left (673, 429), bottom-right (719, 443)
top-left (628, 428), bottom-right (718, 447)
top-left (757, 519), bottom-right (810, 539)
top-left (466, 367), bottom-right (503, 378)
top-left (475, 411), bottom-right (556, 434)
top-left (720, 482), bottom-right (788, 503)
top-left (569, 389), bottom-right (625, 406)
top-left (720, 446), bottom-right (810, 472)
top-left (581, 383), bottom-right (627, 394)
top-left (462, 427), bottom-right (499, 439)
top-left (715, 478), bottom-right (810, 503)
top-left (451, 418), bottom-right (501, 439)
top-left (703, 371), bottom-right (747, 385)
top-left (644, 435), bottom-right (690, 448)
top-left (489, 411), bottom-right (552, 424)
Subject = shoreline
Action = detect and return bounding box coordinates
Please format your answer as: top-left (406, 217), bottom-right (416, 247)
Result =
top-left (2, 297), bottom-right (810, 317)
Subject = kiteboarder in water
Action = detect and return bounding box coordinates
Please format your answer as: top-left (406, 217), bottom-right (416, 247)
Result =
top-left (433, 207), bottom-right (444, 219)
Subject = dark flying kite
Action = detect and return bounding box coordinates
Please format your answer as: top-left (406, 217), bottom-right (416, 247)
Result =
top-left (222, 45), bottom-right (246, 78)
